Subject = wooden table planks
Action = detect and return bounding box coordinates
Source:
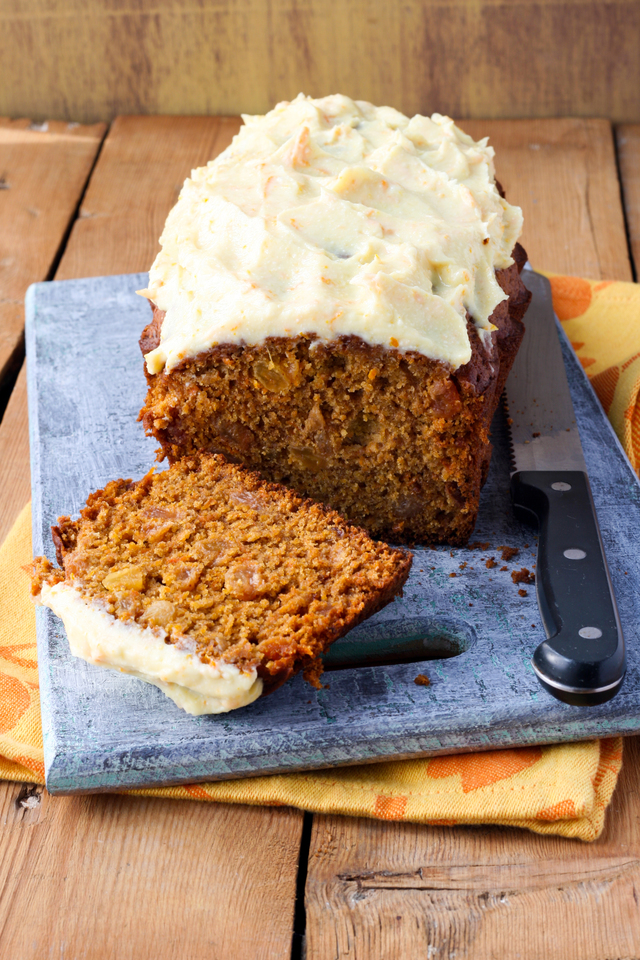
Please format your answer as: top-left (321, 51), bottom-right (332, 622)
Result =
top-left (617, 125), bottom-right (640, 279)
top-left (0, 119), bottom-right (105, 387)
top-left (0, 367), bottom-right (30, 546)
top-left (305, 746), bottom-right (640, 960)
top-left (304, 118), bottom-right (640, 960)
top-left (305, 744), bottom-right (640, 960)
top-left (0, 119), bottom-right (105, 545)
top-left (3, 0), bottom-right (640, 125)
top-left (55, 115), bottom-right (239, 281)
top-left (463, 118), bottom-right (633, 284)
top-left (0, 790), bottom-right (302, 959)
top-left (0, 116), bottom-right (303, 960)
top-left (0, 113), bottom-right (639, 959)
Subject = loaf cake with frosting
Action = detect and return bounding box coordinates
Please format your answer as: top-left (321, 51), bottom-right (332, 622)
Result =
top-left (32, 454), bottom-right (411, 715)
top-left (138, 95), bottom-right (531, 544)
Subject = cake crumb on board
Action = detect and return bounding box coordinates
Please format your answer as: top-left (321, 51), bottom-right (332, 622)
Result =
top-left (512, 568), bottom-right (535, 585)
top-left (498, 545), bottom-right (519, 561)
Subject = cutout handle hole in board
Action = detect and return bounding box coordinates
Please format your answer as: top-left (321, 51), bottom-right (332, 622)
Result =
top-left (322, 617), bottom-right (475, 672)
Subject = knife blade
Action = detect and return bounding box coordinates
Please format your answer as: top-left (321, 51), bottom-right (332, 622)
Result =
top-left (504, 266), bottom-right (625, 706)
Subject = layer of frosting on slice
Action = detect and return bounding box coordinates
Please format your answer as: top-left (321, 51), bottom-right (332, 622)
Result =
top-left (38, 581), bottom-right (263, 715)
top-left (141, 94), bottom-right (524, 374)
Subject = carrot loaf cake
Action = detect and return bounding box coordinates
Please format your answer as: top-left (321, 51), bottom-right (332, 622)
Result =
top-left (31, 454), bottom-right (412, 715)
top-left (138, 94), bottom-right (531, 545)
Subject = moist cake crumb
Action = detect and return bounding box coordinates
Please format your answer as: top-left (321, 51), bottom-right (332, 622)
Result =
top-left (498, 545), bottom-right (520, 561)
top-left (512, 568), bottom-right (535, 585)
top-left (32, 454), bottom-right (412, 710)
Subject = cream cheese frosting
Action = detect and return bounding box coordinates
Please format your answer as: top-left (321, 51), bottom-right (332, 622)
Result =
top-left (141, 94), bottom-right (523, 374)
top-left (38, 581), bottom-right (263, 715)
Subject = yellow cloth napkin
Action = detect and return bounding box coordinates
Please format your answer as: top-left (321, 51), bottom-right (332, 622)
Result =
top-left (1, 272), bottom-right (637, 842)
top-left (548, 274), bottom-right (640, 470)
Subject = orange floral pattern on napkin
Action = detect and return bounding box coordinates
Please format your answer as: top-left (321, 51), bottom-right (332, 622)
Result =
top-left (547, 274), bottom-right (640, 472)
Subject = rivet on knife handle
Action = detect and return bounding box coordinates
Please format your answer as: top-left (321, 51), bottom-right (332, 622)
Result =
top-left (511, 470), bottom-right (625, 706)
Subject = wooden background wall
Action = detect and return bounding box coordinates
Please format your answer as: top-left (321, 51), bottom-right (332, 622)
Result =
top-left (2, 0), bottom-right (640, 123)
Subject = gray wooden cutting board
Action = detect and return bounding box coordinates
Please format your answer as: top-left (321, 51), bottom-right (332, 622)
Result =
top-left (26, 272), bottom-right (640, 794)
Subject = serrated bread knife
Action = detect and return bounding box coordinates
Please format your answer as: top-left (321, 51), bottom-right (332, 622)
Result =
top-left (504, 266), bottom-right (625, 706)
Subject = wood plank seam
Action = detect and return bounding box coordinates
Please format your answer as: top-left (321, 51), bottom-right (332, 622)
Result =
top-left (613, 125), bottom-right (638, 283)
top-left (291, 811), bottom-right (313, 960)
top-left (41, 125), bottom-right (109, 286)
top-left (0, 337), bottom-right (24, 428)
top-left (0, 118), bottom-right (108, 426)
top-left (616, 124), bottom-right (640, 283)
top-left (0, 117), bottom-right (106, 423)
top-left (0, 115), bottom-right (306, 960)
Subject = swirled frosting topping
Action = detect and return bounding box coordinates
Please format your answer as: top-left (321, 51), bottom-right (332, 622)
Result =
top-left (142, 94), bottom-right (524, 374)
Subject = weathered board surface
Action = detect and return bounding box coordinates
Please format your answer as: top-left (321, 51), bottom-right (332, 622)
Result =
top-left (617, 124), bottom-right (640, 278)
top-left (3, 0), bottom-right (640, 124)
top-left (304, 740), bottom-right (640, 960)
top-left (0, 119), bottom-right (105, 542)
top-left (27, 268), bottom-right (640, 794)
top-left (0, 113), bottom-right (304, 960)
top-left (0, 119), bottom-right (105, 393)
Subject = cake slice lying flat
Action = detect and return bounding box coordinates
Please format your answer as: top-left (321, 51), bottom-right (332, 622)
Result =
top-left (32, 454), bottom-right (412, 715)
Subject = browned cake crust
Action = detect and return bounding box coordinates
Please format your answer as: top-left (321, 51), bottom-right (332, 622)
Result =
top-left (139, 245), bottom-right (531, 545)
top-left (32, 454), bottom-right (412, 693)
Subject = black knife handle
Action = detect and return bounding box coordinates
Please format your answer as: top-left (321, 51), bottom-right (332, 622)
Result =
top-left (511, 471), bottom-right (625, 706)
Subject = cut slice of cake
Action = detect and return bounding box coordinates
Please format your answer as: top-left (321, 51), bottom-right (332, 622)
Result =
top-left (32, 454), bottom-right (412, 715)
top-left (137, 94), bottom-right (531, 545)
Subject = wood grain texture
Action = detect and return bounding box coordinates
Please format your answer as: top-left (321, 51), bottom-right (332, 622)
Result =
top-left (0, 115), bottom-right (304, 959)
top-left (305, 738), bottom-right (640, 960)
top-left (617, 124), bottom-right (640, 279)
top-left (2, 0), bottom-right (640, 124)
top-left (0, 116), bottom-right (238, 548)
top-left (0, 783), bottom-right (302, 959)
top-left (0, 364), bottom-right (29, 547)
top-left (305, 115), bottom-right (640, 960)
top-left (56, 115), bottom-right (238, 280)
top-left (0, 118), bottom-right (105, 390)
top-left (463, 118), bottom-right (633, 282)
